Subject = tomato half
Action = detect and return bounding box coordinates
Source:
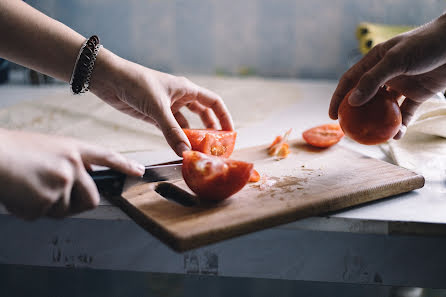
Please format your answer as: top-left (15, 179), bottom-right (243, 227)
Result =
top-left (183, 129), bottom-right (237, 158)
top-left (302, 124), bottom-right (344, 148)
top-left (182, 151), bottom-right (253, 200)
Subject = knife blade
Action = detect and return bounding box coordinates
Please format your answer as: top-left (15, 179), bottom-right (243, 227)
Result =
top-left (89, 160), bottom-right (183, 196)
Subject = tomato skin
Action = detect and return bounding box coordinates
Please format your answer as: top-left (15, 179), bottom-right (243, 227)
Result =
top-left (248, 169), bottom-right (260, 183)
top-left (302, 124), bottom-right (344, 148)
top-left (183, 129), bottom-right (237, 158)
top-left (182, 151), bottom-right (253, 201)
top-left (338, 87), bottom-right (402, 145)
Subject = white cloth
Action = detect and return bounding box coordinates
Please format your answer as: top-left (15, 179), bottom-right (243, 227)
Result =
top-left (381, 93), bottom-right (446, 182)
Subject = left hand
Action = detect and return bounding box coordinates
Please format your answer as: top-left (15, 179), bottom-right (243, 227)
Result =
top-left (90, 49), bottom-right (234, 156)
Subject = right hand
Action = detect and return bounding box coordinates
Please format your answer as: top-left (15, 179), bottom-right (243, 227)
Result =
top-left (329, 14), bottom-right (446, 139)
top-left (0, 129), bottom-right (144, 220)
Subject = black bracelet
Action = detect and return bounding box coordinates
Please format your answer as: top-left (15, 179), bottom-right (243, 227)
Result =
top-left (70, 35), bottom-right (102, 94)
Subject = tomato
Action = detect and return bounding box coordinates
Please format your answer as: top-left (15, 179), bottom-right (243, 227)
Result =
top-left (183, 129), bottom-right (237, 158)
top-left (338, 87), bottom-right (402, 145)
top-left (182, 151), bottom-right (253, 200)
top-left (268, 129), bottom-right (292, 158)
top-left (302, 124), bottom-right (344, 148)
top-left (268, 136), bottom-right (282, 150)
top-left (248, 169), bottom-right (260, 183)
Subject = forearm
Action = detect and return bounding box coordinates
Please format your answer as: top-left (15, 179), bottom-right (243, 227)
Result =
top-left (0, 0), bottom-right (85, 82)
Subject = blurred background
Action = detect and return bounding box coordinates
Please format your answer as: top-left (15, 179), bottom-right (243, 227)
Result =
top-left (1, 0), bottom-right (445, 84)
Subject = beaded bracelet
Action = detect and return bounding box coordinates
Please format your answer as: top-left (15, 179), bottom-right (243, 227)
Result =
top-left (70, 35), bottom-right (102, 94)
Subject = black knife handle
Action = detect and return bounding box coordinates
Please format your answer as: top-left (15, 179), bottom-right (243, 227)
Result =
top-left (89, 169), bottom-right (126, 196)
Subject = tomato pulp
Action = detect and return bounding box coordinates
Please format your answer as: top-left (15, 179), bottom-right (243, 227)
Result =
top-left (182, 151), bottom-right (253, 200)
top-left (302, 124), bottom-right (344, 148)
top-left (183, 129), bottom-right (237, 158)
top-left (338, 87), bottom-right (402, 145)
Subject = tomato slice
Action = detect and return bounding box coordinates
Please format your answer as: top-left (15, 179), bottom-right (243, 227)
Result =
top-left (182, 151), bottom-right (253, 200)
top-left (302, 124), bottom-right (344, 148)
top-left (183, 129), bottom-right (237, 158)
top-left (248, 169), bottom-right (260, 183)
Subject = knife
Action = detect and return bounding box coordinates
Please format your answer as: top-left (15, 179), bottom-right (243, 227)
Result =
top-left (89, 160), bottom-right (183, 196)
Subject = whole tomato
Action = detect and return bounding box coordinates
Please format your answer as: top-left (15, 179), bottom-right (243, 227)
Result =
top-left (338, 87), bottom-right (402, 145)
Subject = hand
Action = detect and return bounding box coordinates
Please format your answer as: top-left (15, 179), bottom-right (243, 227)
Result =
top-left (329, 14), bottom-right (446, 139)
top-left (90, 50), bottom-right (234, 156)
top-left (0, 129), bottom-right (144, 220)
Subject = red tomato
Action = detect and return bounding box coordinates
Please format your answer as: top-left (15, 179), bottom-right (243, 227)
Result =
top-left (182, 151), bottom-right (253, 201)
top-left (183, 129), bottom-right (237, 158)
top-left (248, 169), bottom-right (260, 183)
top-left (302, 124), bottom-right (344, 148)
top-left (338, 87), bottom-right (402, 145)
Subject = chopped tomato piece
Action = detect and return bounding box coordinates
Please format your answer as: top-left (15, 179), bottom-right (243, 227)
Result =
top-left (248, 169), bottom-right (260, 183)
top-left (277, 143), bottom-right (290, 158)
top-left (302, 124), bottom-right (344, 148)
top-left (268, 129), bottom-right (292, 158)
top-left (268, 136), bottom-right (282, 150)
top-left (183, 129), bottom-right (237, 158)
top-left (182, 151), bottom-right (253, 200)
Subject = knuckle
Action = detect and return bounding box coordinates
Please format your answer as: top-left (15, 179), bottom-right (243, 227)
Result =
top-left (63, 150), bottom-right (83, 170)
top-left (164, 126), bottom-right (183, 140)
top-left (56, 162), bottom-right (75, 188)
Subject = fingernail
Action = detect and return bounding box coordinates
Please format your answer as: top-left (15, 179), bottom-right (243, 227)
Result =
top-left (348, 89), bottom-right (363, 106)
top-left (132, 161), bottom-right (145, 175)
top-left (175, 142), bottom-right (190, 155)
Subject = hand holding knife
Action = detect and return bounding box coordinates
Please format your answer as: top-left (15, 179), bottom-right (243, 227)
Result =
top-left (89, 160), bottom-right (183, 196)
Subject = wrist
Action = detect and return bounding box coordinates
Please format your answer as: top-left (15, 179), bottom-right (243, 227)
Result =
top-left (89, 48), bottom-right (125, 99)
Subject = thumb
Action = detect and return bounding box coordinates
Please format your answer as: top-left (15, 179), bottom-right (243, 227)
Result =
top-left (348, 53), bottom-right (404, 106)
top-left (156, 107), bottom-right (191, 156)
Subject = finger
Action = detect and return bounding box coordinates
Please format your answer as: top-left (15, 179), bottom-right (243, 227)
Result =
top-left (69, 169), bottom-right (100, 215)
top-left (329, 47), bottom-right (386, 119)
top-left (174, 111), bottom-right (190, 128)
top-left (187, 102), bottom-right (218, 129)
top-left (393, 97), bottom-right (421, 140)
top-left (155, 105), bottom-right (192, 156)
top-left (195, 86), bottom-right (234, 130)
top-left (348, 50), bottom-right (405, 106)
top-left (46, 163), bottom-right (74, 219)
top-left (79, 144), bottom-right (145, 176)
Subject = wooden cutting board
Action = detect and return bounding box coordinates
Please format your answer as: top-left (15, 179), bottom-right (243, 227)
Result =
top-left (111, 140), bottom-right (424, 252)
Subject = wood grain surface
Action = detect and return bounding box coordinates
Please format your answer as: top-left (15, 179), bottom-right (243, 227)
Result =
top-left (112, 140), bottom-right (424, 252)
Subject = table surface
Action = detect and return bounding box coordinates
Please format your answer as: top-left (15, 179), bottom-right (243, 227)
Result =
top-left (1, 77), bottom-right (446, 288)
top-left (0, 78), bottom-right (445, 236)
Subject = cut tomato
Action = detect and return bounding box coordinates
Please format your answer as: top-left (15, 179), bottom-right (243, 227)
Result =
top-left (183, 129), bottom-right (237, 158)
top-left (248, 169), bottom-right (260, 183)
top-left (268, 129), bottom-right (292, 158)
top-left (302, 124), bottom-right (344, 148)
top-left (182, 151), bottom-right (253, 201)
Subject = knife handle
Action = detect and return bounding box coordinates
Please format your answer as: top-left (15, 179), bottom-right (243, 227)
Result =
top-left (88, 169), bottom-right (126, 196)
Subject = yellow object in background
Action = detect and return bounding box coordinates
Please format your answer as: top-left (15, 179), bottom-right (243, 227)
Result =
top-left (356, 22), bottom-right (413, 54)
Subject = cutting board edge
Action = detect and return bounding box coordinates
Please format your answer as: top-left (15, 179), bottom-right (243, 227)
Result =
top-left (108, 194), bottom-right (184, 251)
top-left (155, 172), bottom-right (425, 252)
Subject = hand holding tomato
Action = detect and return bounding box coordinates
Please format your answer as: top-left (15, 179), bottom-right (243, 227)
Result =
top-left (329, 13), bottom-right (446, 139)
top-left (90, 53), bottom-right (234, 156)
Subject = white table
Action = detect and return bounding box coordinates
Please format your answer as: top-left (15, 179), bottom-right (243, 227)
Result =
top-left (1, 78), bottom-right (445, 289)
